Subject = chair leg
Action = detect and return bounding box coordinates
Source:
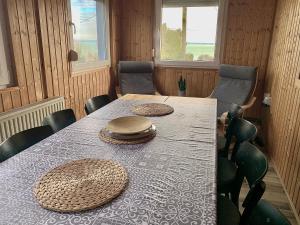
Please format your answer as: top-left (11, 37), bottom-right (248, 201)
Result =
top-left (231, 191), bottom-right (239, 208)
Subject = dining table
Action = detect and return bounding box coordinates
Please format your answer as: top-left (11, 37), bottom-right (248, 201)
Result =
top-left (0, 94), bottom-right (217, 225)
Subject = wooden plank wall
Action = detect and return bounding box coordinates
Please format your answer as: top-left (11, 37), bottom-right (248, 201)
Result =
top-left (155, 67), bottom-right (219, 97)
top-left (265, 0), bottom-right (300, 217)
top-left (0, 0), bottom-right (44, 113)
top-left (117, 0), bottom-right (276, 118)
top-left (0, 0), bottom-right (111, 119)
top-left (110, 0), bottom-right (121, 80)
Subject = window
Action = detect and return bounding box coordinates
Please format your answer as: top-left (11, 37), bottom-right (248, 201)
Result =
top-left (155, 0), bottom-right (226, 68)
top-left (70, 0), bottom-right (110, 72)
top-left (0, 0), bottom-right (13, 89)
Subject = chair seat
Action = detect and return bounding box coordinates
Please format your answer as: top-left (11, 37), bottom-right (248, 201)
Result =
top-left (217, 195), bottom-right (240, 225)
top-left (217, 157), bottom-right (237, 193)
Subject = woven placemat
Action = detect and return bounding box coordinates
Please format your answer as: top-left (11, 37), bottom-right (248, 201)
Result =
top-left (131, 103), bottom-right (174, 116)
top-left (99, 128), bottom-right (156, 145)
top-left (34, 159), bottom-right (128, 213)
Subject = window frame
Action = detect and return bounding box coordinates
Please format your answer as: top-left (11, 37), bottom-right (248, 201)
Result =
top-left (69, 0), bottom-right (111, 74)
top-left (154, 0), bottom-right (228, 69)
top-left (0, 0), bottom-right (13, 89)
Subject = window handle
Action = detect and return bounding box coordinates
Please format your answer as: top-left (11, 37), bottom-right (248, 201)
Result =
top-left (69, 21), bottom-right (76, 34)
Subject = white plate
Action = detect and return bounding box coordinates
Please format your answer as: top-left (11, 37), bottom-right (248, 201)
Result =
top-left (108, 125), bottom-right (156, 140)
top-left (106, 116), bottom-right (152, 135)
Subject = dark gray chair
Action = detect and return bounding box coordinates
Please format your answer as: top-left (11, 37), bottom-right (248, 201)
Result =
top-left (0, 126), bottom-right (54, 162)
top-left (217, 103), bottom-right (243, 150)
top-left (217, 180), bottom-right (266, 225)
top-left (42, 109), bottom-right (76, 133)
top-left (246, 199), bottom-right (291, 225)
top-left (85, 95), bottom-right (111, 115)
top-left (210, 64), bottom-right (257, 117)
top-left (218, 142), bottom-right (268, 207)
top-left (118, 61), bottom-right (157, 95)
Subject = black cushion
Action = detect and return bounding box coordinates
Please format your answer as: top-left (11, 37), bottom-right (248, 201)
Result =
top-left (118, 61), bottom-right (155, 95)
top-left (119, 61), bottom-right (154, 73)
top-left (212, 64), bottom-right (257, 116)
top-left (85, 95), bottom-right (111, 115)
top-left (42, 109), bottom-right (76, 133)
top-left (0, 126), bottom-right (54, 162)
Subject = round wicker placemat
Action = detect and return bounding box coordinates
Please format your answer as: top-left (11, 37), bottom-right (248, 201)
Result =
top-left (34, 159), bottom-right (128, 213)
top-left (99, 128), bottom-right (156, 145)
top-left (131, 103), bottom-right (174, 116)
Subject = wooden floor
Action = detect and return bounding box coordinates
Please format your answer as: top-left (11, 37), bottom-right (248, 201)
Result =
top-left (239, 162), bottom-right (299, 225)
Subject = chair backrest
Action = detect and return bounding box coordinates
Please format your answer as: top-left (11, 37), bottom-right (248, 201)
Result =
top-left (0, 126), bottom-right (53, 162)
top-left (224, 118), bottom-right (257, 160)
top-left (231, 142), bottom-right (268, 207)
top-left (223, 103), bottom-right (243, 135)
top-left (245, 200), bottom-right (291, 225)
top-left (240, 180), bottom-right (266, 224)
top-left (118, 61), bottom-right (155, 95)
top-left (212, 64), bottom-right (257, 105)
top-left (42, 109), bottom-right (76, 133)
top-left (84, 95), bottom-right (111, 115)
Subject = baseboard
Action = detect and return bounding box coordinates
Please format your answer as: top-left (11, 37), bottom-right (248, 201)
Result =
top-left (271, 160), bottom-right (300, 225)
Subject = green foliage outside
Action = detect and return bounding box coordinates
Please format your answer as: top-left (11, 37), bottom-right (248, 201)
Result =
top-left (160, 23), bottom-right (215, 61)
top-left (74, 40), bottom-right (99, 63)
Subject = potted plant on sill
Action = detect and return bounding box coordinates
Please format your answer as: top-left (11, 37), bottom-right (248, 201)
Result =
top-left (178, 76), bottom-right (186, 97)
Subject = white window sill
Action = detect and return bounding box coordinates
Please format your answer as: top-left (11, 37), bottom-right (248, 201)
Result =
top-left (71, 60), bottom-right (111, 75)
top-left (155, 60), bottom-right (220, 70)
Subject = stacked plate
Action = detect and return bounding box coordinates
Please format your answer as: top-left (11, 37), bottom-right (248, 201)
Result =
top-left (105, 116), bottom-right (156, 140)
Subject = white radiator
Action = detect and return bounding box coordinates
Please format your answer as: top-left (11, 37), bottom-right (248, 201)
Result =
top-left (0, 97), bottom-right (65, 143)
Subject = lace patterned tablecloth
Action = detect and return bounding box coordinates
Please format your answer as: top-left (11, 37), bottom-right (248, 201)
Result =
top-left (0, 96), bottom-right (217, 225)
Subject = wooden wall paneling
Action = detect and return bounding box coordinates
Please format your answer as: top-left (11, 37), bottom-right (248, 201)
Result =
top-left (73, 76), bottom-right (79, 119)
top-left (37, 0), bottom-right (54, 98)
top-left (25, 0), bottom-right (44, 101)
top-left (110, 0), bottom-right (121, 79)
top-left (281, 1), bottom-right (300, 184)
top-left (2, 92), bottom-right (13, 111)
top-left (274, 1), bottom-right (298, 178)
top-left (0, 95), bottom-right (3, 112)
top-left (58, 0), bottom-right (70, 107)
top-left (45, 0), bottom-right (60, 97)
top-left (120, 0), bottom-right (153, 61)
top-left (16, 0), bottom-right (37, 104)
top-left (6, 0), bottom-right (30, 106)
top-left (52, 0), bottom-right (65, 98)
top-left (10, 89), bottom-right (22, 108)
top-left (265, 0), bottom-right (300, 218)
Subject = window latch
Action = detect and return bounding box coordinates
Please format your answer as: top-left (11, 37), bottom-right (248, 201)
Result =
top-left (69, 21), bottom-right (76, 34)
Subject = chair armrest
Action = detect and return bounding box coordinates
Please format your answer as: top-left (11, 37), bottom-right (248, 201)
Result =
top-left (115, 86), bottom-right (122, 98)
top-left (219, 112), bottom-right (228, 125)
top-left (155, 91), bottom-right (161, 96)
top-left (241, 97), bottom-right (257, 110)
top-left (208, 92), bottom-right (214, 98)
